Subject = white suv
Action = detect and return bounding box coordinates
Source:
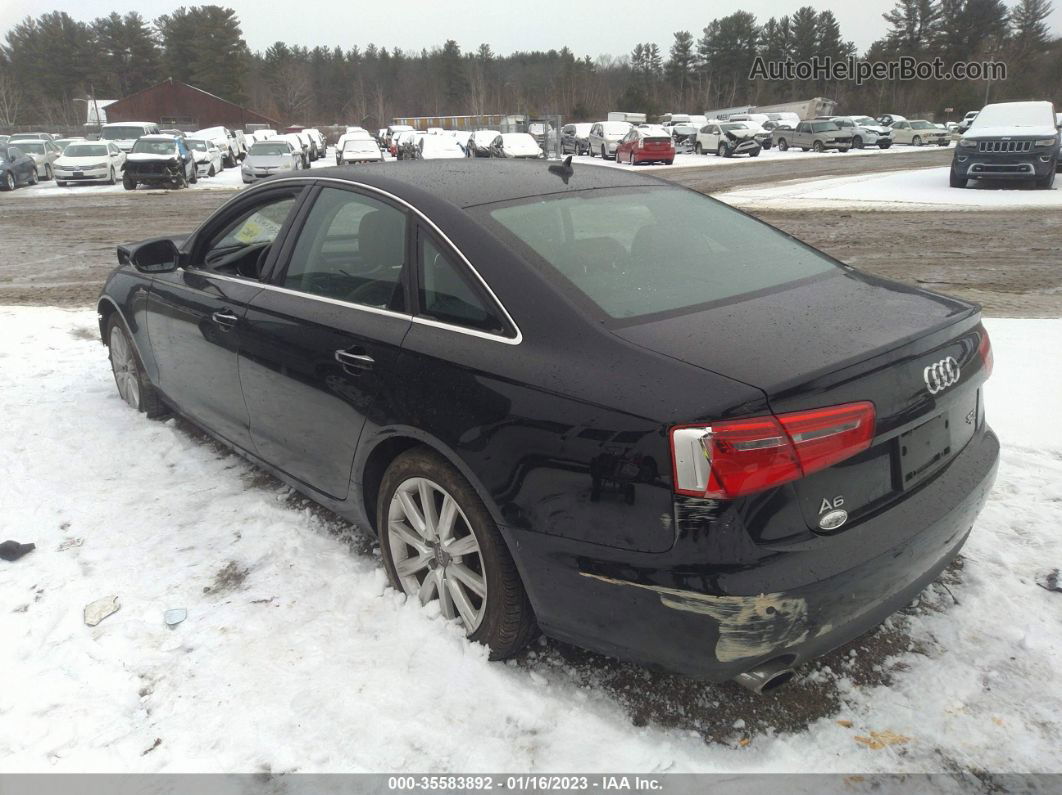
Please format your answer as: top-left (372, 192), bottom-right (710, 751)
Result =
top-left (828, 116), bottom-right (893, 149)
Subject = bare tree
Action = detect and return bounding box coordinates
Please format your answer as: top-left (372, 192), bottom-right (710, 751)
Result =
top-left (0, 69), bottom-right (23, 128)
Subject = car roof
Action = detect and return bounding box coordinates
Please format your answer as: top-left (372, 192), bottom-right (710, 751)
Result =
top-left (280, 160), bottom-right (664, 209)
top-left (139, 134), bottom-right (179, 140)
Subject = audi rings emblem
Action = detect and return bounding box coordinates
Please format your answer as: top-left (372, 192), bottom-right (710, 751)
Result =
top-left (924, 356), bottom-right (961, 395)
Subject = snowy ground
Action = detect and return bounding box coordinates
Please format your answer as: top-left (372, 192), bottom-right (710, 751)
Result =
top-left (1, 308), bottom-right (1060, 774)
top-left (719, 166), bottom-right (1062, 211)
top-left (575, 141), bottom-right (951, 172)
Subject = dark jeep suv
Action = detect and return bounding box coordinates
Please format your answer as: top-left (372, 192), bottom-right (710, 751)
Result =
top-left (951, 100), bottom-right (1058, 189)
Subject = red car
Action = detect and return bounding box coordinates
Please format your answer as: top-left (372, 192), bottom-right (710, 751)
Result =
top-left (615, 125), bottom-right (675, 165)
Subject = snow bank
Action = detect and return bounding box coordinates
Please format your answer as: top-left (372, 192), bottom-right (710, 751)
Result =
top-left (719, 166), bottom-right (1062, 210)
top-left (0, 308), bottom-right (1059, 773)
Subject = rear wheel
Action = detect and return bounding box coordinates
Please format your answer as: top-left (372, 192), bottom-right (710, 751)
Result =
top-left (717, 143), bottom-right (728, 157)
top-left (378, 448), bottom-right (537, 659)
top-left (106, 315), bottom-right (165, 418)
top-left (28, 169), bottom-right (38, 185)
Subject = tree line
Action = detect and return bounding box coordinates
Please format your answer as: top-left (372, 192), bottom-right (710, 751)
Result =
top-left (0, 1), bottom-right (1058, 129)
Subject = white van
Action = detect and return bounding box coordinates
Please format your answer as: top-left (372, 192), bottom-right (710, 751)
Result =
top-left (100, 122), bottom-right (160, 153)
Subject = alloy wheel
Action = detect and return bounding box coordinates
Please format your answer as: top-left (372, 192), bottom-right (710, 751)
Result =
top-left (109, 325), bottom-right (141, 409)
top-left (5, 172), bottom-right (14, 190)
top-left (387, 476), bottom-right (487, 633)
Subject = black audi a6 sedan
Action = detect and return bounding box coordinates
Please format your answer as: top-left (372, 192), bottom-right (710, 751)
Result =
top-left (98, 161), bottom-right (998, 692)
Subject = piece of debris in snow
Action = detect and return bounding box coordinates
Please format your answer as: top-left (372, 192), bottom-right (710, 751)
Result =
top-left (0, 540), bottom-right (36, 561)
top-left (84, 596), bottom-right (121, 627)
top-left (57, 538), bottom-right (84, 552)
top-left (1036, 569), bottom-right (1061, 593)
top-left (164, 608), bottom-right (188, 628)
top-left (853, 730), bottom-right (910, 750)
top-left (141, 738), bottom-right (162, 756)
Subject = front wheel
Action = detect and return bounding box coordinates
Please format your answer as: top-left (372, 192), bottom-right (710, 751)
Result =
top-left (123, 176), bottom-right (136, 190)
top-left (777, 138), bottom-right (788, 151)
top-left (852, 136), bottom-right (864, 149)
top-left (912, 135), bottom-right (923, 146)
top-left (813, 141), bottom-right (824, 153)
top-left (107, 167), bottom-right (116, 185)
top-left (717, 143), bottom-right (729, 157)
top-left (694, 142), bottom-right (703, 155)
top-left (208, 165), bottom-right (216, 177)
top-left (44, 164), bottom-right (53, 181)
top-left (1035, 169), bottom-right (1056, 189)
top-left (107, 316), bottom-right (165, 417)
top-left (1, 171), bottom-right (13, 191)
top-left (949, 169), bottom-right (968, 188)
top-left (379, 448), bottom-right (537, 659)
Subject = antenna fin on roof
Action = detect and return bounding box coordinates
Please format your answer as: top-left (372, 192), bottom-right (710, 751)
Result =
top-left (547, 155), bottom-right (574, 184)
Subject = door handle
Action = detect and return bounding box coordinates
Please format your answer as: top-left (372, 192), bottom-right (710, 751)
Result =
top-left (211, 309), bottom-right (238, 329)
top-left (335, 348), bottom-right (375, 371)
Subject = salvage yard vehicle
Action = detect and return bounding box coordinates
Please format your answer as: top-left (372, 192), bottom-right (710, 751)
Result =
top-left (241, 139), bottom-right (301, 183)
top-left (489, 133), bottom-right (543, 159)
top-left (194, 126), bottom-right (241, 167)
top-left (775, 120), bottom-right (852, 152)
top-left (694, 122), bottom-right (762, 157)
top-left (98, 161), bottom-right (998, 692)
top-left (417, 135), bottom-right (466, 160)
top-left (615, 124), bottom-right (675, 164)
top-left (339, 136), bottom-right (385, 164)
top-left (123, 135), bottom-right (197, 190)
top-left (951, 100), bottom-right (1058, 189)
top-left (0, 145), bottom-right (38, 190)
top-left (17, 139), bottom-right (62, 180)
top-left (101, 121), bottom-right (161, 153)
top-left (587, 121), bottom-right (632, 159)
top-left (829, 116), bottom-right (892, 149)
top-left (54, 141), bottom-right (126, 186)
top-left (186, 138), bottom-right (224, 177)
top-left (53, 136), bottom-right (86, 152)
top-left (561, 123), bottom-right (593, 155)
top-left (890, 120), bottom-right (950, 146)
top-left (465, 129), bottom-right (500, 158)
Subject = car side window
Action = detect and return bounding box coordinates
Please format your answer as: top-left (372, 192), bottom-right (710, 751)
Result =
top-left (282, 187), bottom-right (407, 311)
top-left (200, 194), bottom-right (299, 277)
top-left (418, 232), bottom-right (505, 334)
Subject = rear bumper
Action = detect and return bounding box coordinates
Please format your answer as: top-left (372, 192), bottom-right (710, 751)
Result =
top-left (502, 425), bottom-right (999, 680)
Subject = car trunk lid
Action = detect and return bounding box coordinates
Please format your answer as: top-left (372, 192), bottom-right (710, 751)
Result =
top-left (612, 271), bottom-right (988, 531)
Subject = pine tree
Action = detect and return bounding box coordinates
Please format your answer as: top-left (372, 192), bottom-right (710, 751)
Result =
top-left (1010, 0), bottom-right (1053, 50)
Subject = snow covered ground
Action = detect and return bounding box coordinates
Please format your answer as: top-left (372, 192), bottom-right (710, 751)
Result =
top-left (1, 307), bottom-right (1060, 774)
top-left (574, 141), bottom-right (951, 172)
top-left (719, 166), bottom-right (1062, 211)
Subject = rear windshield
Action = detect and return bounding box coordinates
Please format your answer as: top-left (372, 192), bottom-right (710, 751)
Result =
top-left (250, 142), bottom-right (290, 156)
top-left (186, 139), bottom-right (209, 151)
top-left (102, 126), bottom-right (149, 140)
top-left (19, 142), bottom-right (46, 153)
top-left (481, 187), bottom-right (837, 321)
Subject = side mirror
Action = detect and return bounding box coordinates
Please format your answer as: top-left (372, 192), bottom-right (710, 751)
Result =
top-left (119, 238), bottom-right (181, 274)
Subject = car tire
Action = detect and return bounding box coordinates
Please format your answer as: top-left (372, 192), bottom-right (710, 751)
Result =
top-left (949, 169), bottom-right (968, 188)
top-left (601, 145), bottom-right (607, 160)
top-left (123, 176), bottom-right (136, 191)
top-left (694, 142), bottom-right (703, 155)
top-left (28, 169), bottom-right (38, 186)
top-left (208, 165), bottom-right (216, 177)
top-left (879, 142), bottom-right (892, 149)
top-left (853, 136), bottom-right (864, 149)
top-left (106, 315), bottom-right (166, 418)
top-left (813, 141), bottom-right (824, 153)
top-left (749, 149), bottom-right (760, 157)
top-left (378, 447), bottom-right (537, 660)
top-left (1035, 169), bottom-right (1055, 189)
top-left (107, 167), bottom-right (116, 185)
top-left (44, 164), bottom-right (53, 181)
top-left (56, 180), bottom-right (67, 187)
top-left (913, 135), bottom-right (923, 146)
top-left (777, 138), bottom-right (788, 151)
top-left (1, 171), bottom-right (13, 191)
top-left (938, 140), bottom-right (949, 147)
top-left (837, 146), bottom-right (849, 152)
top-left (664, 159), bottom-right (673, 165)
top-left (189, 167), bottom-right (197, 185)
top-left (717, 143), bottom-right (726, 157)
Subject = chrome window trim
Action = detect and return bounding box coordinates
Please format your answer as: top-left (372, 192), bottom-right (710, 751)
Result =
top-left (181, 176), bottom-right (522, 346)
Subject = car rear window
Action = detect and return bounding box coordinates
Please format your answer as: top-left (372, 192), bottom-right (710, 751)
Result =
top-left (481, 187), bottom-right (838, 321)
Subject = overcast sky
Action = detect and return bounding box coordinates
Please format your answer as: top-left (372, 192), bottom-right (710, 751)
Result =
top-left (5, 0), bottom-right (1061, 56)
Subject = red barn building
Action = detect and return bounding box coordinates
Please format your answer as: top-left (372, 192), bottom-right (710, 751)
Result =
top-left (104, 78), bottom-right (280, 130)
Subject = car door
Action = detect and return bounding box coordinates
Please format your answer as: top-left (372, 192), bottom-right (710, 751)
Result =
top-left (703, 125), bottom-right (720, 150)
top-left (892, 122), bottom-right (910, 143)
top-left (147, 184), bottom-right (307, 449)
top-left (238, 183), bottom-right (413, 500)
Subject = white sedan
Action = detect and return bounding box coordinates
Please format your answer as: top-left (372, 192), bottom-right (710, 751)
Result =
top-left (338, 137), bottom-right (383, 164)
top-left (54, 141), bottom-right (126, 186)
top-left (417, 135), bottom-right (465, 160)
top-left (185, 137), bottom-right (224, 177)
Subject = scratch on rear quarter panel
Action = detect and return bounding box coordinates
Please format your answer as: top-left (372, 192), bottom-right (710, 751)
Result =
top-left (582, 573), bottom-right (810, 662)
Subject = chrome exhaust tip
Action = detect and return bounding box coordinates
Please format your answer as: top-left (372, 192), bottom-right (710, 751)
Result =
top-left (734, 659), bottom-right (796, 694)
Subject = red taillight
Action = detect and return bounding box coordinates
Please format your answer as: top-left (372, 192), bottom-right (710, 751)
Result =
top-left (978, 327), bottom-right (993, 379)
top-left (670, 402), bottom-right (876, 499)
